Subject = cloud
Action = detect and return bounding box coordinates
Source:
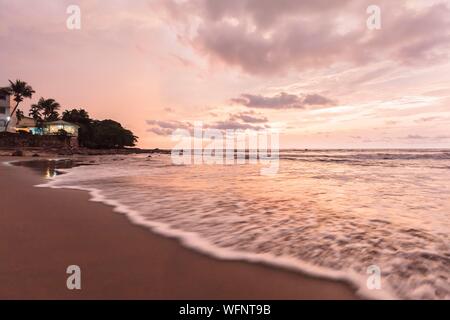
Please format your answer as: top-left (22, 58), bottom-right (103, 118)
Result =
top-left (414, 116), bottom-right (440, 123)
top-left (231, 93), bottom-right (302, 109)
top-left (400, 134), bottom-right (450, 141)
top-left (146, 120), bottom-right (194, 136)
top-left (208, 120), bottom-right (264, 131)
top-left (302, 94), bottom-right (335, 106)
top-left (160, 0), bottom-right (450, 75)
top-left (147, 127), bottom-right (173, 136)
top-left (404, 134), bottom-right (428, 140)
top-left (146, 115), bottom-right (266, 136)
top-left (146, 120), bottom-right (192, 130)
top-left (231, 92), bottom-right (335, 109)
top-left (192, 0), bottom-right (354, 29)
top-left (229, 110), bottom-right (268, 123)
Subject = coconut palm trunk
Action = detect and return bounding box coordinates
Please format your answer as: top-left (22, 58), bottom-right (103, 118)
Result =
top-left (4, 101), bottom-right (20, 133)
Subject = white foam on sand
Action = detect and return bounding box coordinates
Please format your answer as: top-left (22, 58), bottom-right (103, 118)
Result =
top-left (36, 170), bottom-right (397, 300)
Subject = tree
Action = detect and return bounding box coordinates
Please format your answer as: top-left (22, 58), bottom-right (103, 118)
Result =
top-left (29, 104), bottom-right (42, 121)
top-left (16, 109), bottom-right (24, 122)
top-left (60, 110), bottom-right (137, 148)
top-left (57, 129), bottom-right (69, 142)
top-left (62, 109), bottom-right (91, 125)
top-left (31, 98), bottom-right (61, 122)
top-left (62, 108), bottom-right (92, 147)
top-left (3, 80), bottom-right (35, 132)
top-left (28, 105), bottom-right (44, 133)
top-left (83, 120), bottom-right (137, 149)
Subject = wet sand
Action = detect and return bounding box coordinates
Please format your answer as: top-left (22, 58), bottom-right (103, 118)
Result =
top-left (0, 157), bottom-right (359, 299)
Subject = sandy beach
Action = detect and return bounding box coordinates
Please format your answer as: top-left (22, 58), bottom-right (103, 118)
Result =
top-left (0, 157), bottom-right (358, 300)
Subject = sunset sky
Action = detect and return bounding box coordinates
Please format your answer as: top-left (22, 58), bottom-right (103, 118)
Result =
top-left (1, 0), bottom-right (449, 148)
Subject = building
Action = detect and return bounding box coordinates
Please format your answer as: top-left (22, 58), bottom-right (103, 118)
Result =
top-left (15, 116), bottom-right (42, 135)
top-left (15, 118), bottom-right (80, 148)
top-left (16, 118), bottom-right (80, 137)
top-left (1, 86), bottom-right (80, 138)
top-left (0, 88), bottom-right (17, 133)
top-left (43, 120), bottom-right (80, 137)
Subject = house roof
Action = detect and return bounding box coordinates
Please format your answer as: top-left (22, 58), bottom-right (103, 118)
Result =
top-left (0, 87), bottom-right (10, 95)
top-left (16, 116), bottom-right (37, 128)
top-left (46, 120), bottom-right (80, 128)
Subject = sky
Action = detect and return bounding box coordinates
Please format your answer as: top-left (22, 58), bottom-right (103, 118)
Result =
top-left (1, 0), bottom-right (450, 149)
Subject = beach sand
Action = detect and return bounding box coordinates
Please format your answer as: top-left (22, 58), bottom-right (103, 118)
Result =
top-left (0, 157), bottom-right (358, 299)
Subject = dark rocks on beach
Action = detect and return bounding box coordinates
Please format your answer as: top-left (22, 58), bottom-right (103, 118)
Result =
top-left (57, 150), bottom-right (74, 156)
top-left (32, 153), bottom-right (40, 157)
top-left (146, 148), bottom-right (171, 155)
top-left (11, 150), bottom-right (24, 157)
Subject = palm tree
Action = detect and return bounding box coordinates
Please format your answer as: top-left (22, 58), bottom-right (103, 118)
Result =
top-left (29, 104), bottom-right (42, 121)
top-left (28, 104), bottom-right (43, 131)
top-left (32, 98), bottom-right (61, 122)
top-left (3, 80), bottom-right (35, 132)
top-left (15, 109), bottom-right (24, 123)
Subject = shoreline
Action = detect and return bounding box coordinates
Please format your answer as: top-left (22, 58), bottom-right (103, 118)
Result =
top-left (0, 156), bottom-right (360, 299)
top-left (0, 146), bottom-right (171, 158)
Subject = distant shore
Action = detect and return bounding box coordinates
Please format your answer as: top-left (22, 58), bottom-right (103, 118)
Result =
top-left (0, 156), bottom-right (359, 299)
top-left (0, 147), bottom-right (171, 157)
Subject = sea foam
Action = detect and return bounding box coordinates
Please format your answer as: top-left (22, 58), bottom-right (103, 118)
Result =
top-left (32, 150), bottom-right (450, 299)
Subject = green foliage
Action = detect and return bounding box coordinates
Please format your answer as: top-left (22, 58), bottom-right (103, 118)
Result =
top-left (62, 109), bottom-right (91, 125)
top-left (62, 109), bottom-right (137, 149)
top-left (82, 120), bottom-right (137, 149)
top-left (57, 129), bottom-right (68, 136)
top-left (31, 98), bottom-right (61, 122)
top-left (57, 129), bottom-right (69, 141)
top-left (29, 104), bottom-right (42, 121)
top-left (7, 79), bottom-right (35, 103)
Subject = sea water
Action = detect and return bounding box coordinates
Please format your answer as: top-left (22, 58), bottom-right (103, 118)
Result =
top-left (38, 149), bottom-right (450, 299)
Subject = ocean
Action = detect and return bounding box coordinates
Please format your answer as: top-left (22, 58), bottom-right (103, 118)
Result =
top-left (37, 149), bottom-right (450, 299)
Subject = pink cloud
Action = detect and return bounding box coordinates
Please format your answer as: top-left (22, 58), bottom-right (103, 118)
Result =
top-left (231, 92), bottom-right (335, 109)
top-left (161, 0), bottom-right (450, 75)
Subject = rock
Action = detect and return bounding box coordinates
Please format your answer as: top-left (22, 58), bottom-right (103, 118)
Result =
top-left (11, 150), bottom-right (24, 157)
top-left (32, 153), bottom-right (40, 157)
top-left (57, 151), bottom-right (74, 156)
top-left (147, 148), bottom-right (171, 155)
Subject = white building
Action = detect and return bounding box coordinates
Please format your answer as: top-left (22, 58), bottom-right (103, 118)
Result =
top-left (0, 88), bottom-right (17, 133)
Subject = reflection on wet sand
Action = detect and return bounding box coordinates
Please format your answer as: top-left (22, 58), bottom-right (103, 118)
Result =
top-left (12, 159), bottom-right (94, 178)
